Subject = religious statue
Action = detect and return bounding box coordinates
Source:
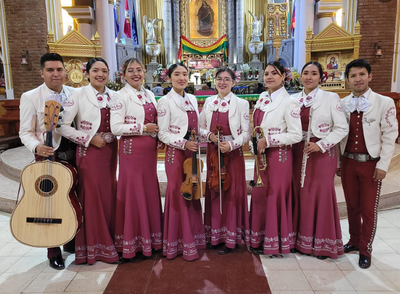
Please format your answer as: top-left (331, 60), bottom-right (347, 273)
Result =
top-left (143, 15), bottom-right (162, 44)
top-left (197, 0), bottom-right (215, 36)
top-left (249, 11), bottom-right (264, 42)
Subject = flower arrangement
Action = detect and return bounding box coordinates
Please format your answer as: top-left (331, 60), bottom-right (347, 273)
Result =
top-left (153, 64), bottom-right (168, 82)
top-left (106, 68), bottom-right (125, 91)
top-left (285, 67), bottom-right (302, 91)
top-left (205, 68), bottom-right (217, 83)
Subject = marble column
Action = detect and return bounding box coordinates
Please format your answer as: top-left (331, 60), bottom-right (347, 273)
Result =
top-left (227, 0), bottom-right (236, 66)
top-left (342, 0), bottom-right (358, 34)
top-left (172, 0), bottom-right (180, 63)
top-left (95, 0), bottom-right (117, 74)
top-left (163, 0), bottom-right (173, 64)
top-left (293, 0), bottom-right (314, 71)
top-left (236, 0), bottom-right (244, 68)
top-left (317, 13), bottom-right (334, 33)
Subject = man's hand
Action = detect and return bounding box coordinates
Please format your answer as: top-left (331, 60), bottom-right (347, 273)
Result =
top-left (36, 144), bottom-right (54, 157)
top-left (373, 168), bottom-right (386, 181)
top-left (209, 133), bottom-right (220, 143)
top-left (90, 132), bottom-right (106, 148)
top-left (257, 137), bottom-right (267, 155)
top-left (145, 123), bottom-right (159, 134)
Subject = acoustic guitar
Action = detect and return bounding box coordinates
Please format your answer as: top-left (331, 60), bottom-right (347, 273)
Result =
top-left (10, 100), bottom-right (78, 247)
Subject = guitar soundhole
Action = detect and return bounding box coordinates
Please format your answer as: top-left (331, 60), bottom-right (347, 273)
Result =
top-left (35, 175), bottom-right (58, 196)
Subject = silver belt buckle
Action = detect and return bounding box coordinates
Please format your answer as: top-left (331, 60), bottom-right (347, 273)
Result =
top-left (102, 132), bottom-right (115, 143)
top-left (356, 153), bottom-right (368, 162)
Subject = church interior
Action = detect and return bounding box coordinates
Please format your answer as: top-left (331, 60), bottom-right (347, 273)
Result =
top-left (0, 0), bottom-right (400, 293)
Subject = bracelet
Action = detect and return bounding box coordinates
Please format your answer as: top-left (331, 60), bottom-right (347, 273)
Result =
top-left (143, 124), bottom-right (147, 132)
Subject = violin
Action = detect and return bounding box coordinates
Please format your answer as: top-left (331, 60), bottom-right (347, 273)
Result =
top-left (209, 124), bottom-right (231, 193)
top-left (181, 130), bottom-right (205, 201)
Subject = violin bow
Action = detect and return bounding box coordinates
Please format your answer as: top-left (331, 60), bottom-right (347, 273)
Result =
top-left (217, 127), bottom-right (223, 214)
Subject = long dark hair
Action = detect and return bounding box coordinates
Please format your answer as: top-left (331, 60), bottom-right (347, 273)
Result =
top-left (265, 61), bottom-right (285, 76)
top-left (301, 61), bottom-right (323, 80)
top-left (86, 57), bottom-right (109, 73)
top-left (167, 63), bottom-right (189, 78)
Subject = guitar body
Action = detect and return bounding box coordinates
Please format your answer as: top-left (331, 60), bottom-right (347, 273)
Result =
top-left (10, 160), bottom-right (77, 247)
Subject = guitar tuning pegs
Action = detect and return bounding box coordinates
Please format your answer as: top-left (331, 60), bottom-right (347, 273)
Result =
top-left (60, 106), bottom-right (64, 112)
top-left (56, 124), bottom-right (61, 128)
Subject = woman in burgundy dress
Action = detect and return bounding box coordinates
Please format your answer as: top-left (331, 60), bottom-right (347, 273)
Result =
top-left (249, 61), bottom-right (302, 256)
top-left (199, 68), bottom-right (250, 254)
top-left (291, 61), bottom-right (348, 259)
top-left (110, 58), bottom-right (163, 259)
top-left (157, 63), bottom-right (206, 261)
top-left (57, 57), bottom-right (119, 264)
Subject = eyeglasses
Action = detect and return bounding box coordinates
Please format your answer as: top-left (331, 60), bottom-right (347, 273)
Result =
top-left (127, 69), bottom-right (144, 74)
top-left (216, 77), bottom-right (233, 82)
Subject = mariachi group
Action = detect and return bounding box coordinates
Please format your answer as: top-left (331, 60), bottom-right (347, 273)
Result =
top-left (19, 53), bottom-right (398, 270)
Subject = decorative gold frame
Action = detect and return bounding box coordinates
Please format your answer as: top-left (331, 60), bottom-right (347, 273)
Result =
top-left (305, 21), bottom-right (361, 92)
top-left (48, 29), bottom-right (102, 58)
top-left (180, 0), bottom-right (227, 47)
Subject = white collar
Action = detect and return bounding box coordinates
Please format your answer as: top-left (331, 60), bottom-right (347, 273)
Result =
top-left (90, 84), bottom-right (110, 96)
top-left (217, 92), bottom-right (232, 102)
top-left (268, 86), bottom-right (284, 102)
top-left (351, 88), bottom-right (371, 100)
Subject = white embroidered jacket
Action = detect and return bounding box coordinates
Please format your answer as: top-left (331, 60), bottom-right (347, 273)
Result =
top-left (19, 83), bottom-right (76, 153)
top-left (199, 93), bottom-right (251, 150)
top-left (256, 89), bottom-right (302, 147)
top-left (339, 90), bottom-right (398, 172)
top-left (291, 89), bottom-right (348, 152)
top-left (157, 89), bottom-right (199, 150)
top-left (110, 84), bottom-right (157, 136)
top-left (56, 85), bottom-right (116, 147)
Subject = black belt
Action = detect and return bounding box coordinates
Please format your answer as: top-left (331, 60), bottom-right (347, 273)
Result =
top-left (343, 151), bottom-right (380, 162)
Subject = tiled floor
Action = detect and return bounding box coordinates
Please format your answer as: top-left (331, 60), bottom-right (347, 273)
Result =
top-left (0, 208), bottom-right (399, 293)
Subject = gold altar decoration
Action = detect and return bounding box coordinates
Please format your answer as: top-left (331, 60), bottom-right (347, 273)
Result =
top-left (48, 29), bottom-right (102, 88)
top-left (180, 0), bottom-right (227, 47)
top-left (265, 3), bottom-right (288, 61)
top-left (64, 59), bottom-right (89, 88)
top-left (48, 29), bottom-right (102, 58)
top-left (305, 21), bottom-right (361, 92)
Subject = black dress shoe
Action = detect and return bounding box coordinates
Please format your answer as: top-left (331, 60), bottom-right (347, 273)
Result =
top-left (359, 254), bottom-right (371, 269)
top-left (219, 246), bottom-right (234, 255)
top-left (343, 243), bottom-right (359, 253)
top-left (250, 246), bottom-right (264, 255)
top-left (49, 255), bottom-right (65, 270)
top-left (316, 255), bottom-right (329, 260)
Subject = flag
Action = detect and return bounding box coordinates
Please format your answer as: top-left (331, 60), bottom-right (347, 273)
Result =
top-left (131, 1), bottom-right (138, 44)
top-left (290, 0), bottom-right (296, 37)
top-left (123, 0), bottom-right (131, 38)
top-left (113, 4), bottom-right (119, 39)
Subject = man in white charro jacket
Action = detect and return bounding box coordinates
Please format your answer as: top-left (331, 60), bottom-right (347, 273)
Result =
top-left (19, 53), bottom-right (77, 270)
top-left (339, 59), bottom-right (398, 269)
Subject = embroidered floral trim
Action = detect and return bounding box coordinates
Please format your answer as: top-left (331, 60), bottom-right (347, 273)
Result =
top-left (243, 113), bottom-right (250, 121)
top-left (64, 99), bottom-right (74, 107)
top-left (296, 233), bottom-right (343, 254)
top-left (122, 123), bottom-right (142, 136)
top-left (318, 122), bottom-right (330, 133)
top-left (162, 233), bottom-right (206, 258)
top-left (75, 243), bottom-right (119, 262)
top-left (290, 105), bottom-right (301, 119)
top-left (267, 135), bottom-right (281, 147)
top-left (169, 125), bottom-right (181, 134)
top-left (157, 106), bottom-right (167, 117)
top-left (385, 106), bottom-right (396, 128)
top-left (319, 141), bottom-right (334, 151)
top-left (124, 115), bottom-right (136, 124)
top-left (72, 134), bottom-right (90, 146)
top-left (267, 127), bottom-right (281, 135)
top-left (80, 120), bottom-right (92, 131)
top-left (206, 226), bottom-right (250, 245)
top-left (336, 102), bottom-right (343, 112)
top-left (114, 233), bottom-right (163, 255)
top-left (111, 101), bottom-right (123, 111)
top-left (171, 139), bottom-right (186, 150)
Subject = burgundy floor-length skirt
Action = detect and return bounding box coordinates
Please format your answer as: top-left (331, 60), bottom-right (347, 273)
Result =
top-left (114, 135), bottom-right (163, 258)
top-left (204, 146), bottom-right (250, 248)
top-left (162, 146), bottom-right (206, 261)
top-left (250, 146), bottom-right (295, 255)
top-left (74, 140), bottom-right (119, 265)
top-left (292, 139), bottom-right (344, 259)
